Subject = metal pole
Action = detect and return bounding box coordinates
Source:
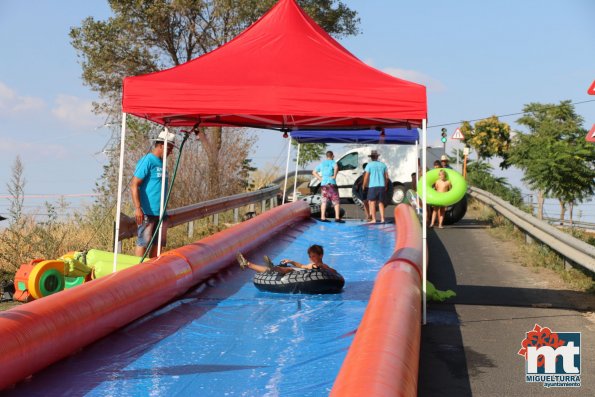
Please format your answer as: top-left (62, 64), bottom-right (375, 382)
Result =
top-left (282, 136), bottom-right (291, 204)
top-left (422, 119), bottom-right (428, 325)
top-left (415, 139), bottom-right (420, 214)
top-left (157, 127), bottom-right (169, 257)
top-left (293, 143), bottom-right (301, 202)
top-left (113, 113), bottom-right (127, 273)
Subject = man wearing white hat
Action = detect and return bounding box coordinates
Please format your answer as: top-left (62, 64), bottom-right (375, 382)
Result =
top-left (440, 154), bottom-right (452, 169)
top-left (131, 129), bottom-right (176, 258)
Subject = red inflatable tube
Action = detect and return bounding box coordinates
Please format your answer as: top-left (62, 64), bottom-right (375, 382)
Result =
top-left (330, 204), bottom-right (423, 397)
top-left (392, 204), bottom-right (423, 278)
top-left (0, 201), bottom-right (310, 390)
top-left (168, 201), bottom-right (311, 283)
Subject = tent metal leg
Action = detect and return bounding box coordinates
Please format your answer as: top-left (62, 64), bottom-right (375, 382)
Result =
top-left (282, 136), bottom-right (291, 204)
top-left (293, 143), bottom-right (301, 201)
top-left (422, 119), bottom-right (427, 325)
top-left (113, 113), bottom-right (128, 273)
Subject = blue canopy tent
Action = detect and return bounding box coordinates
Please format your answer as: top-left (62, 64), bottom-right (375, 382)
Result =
top-left (282, 128), bottom-right (420, 209)
top-left (289, 128), bottom-right (420, 145)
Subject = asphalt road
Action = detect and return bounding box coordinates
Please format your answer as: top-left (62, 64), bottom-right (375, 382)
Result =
top-left (418, 216), bottom-right (595, 397)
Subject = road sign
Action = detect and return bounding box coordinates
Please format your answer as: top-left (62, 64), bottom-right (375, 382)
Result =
top-left (587, 124), bottom-right (595, 143)
top-left (589, 80), bottom-right (595, 95)
top-left (451, 127), bottom-right (464, 140)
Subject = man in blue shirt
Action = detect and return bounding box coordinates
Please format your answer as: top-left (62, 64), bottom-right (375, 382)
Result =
top-left (313, 151), bottom-right (343, 222)
top-left (131, 129), bottom-right (176, 257)
top-left (363, 150), bottom-right (389, 223)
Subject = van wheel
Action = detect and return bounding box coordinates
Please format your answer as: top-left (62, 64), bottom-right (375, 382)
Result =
top-left (352, 175), bottom-right (366, 210)
top-left (391, 184), bottom-right (407, 205)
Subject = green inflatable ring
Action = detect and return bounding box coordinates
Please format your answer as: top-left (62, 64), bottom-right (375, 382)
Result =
top-left (417, 168), bottom-right (467, 206)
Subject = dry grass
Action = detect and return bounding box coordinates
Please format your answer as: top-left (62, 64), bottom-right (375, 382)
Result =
top-left (468, 199), bottom-right (594, 293)
top-left (0, 202), bottom-right (271, 278)
top-left (0, 301), bottom-right (21, 311)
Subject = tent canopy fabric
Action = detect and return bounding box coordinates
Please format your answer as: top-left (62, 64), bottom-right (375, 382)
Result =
top-left (122, 0), bottom-right (426, 130)
top-left (290, 128), bottom-right (420, 144)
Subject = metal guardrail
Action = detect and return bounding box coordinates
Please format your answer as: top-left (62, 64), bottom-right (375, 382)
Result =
top-left (118, 185), bottom-right (280, 240)
top-left (468, 186), bottom-right (595, 273)
top-left (542, 217), bottom-right (595, 230)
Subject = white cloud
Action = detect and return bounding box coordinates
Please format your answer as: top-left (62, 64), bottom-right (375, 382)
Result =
top-left (382, 67), bottom-right (446, 93)
top-left (0, 81), bottom-right (45, 113)
top-left (51, 95), bottom-right (101, 128)
top-left (0, 137), bottom-right (68, 159)
top-left (361, 59), bottom-right (446, 93)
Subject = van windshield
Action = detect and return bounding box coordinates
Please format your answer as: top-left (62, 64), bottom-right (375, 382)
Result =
top-left (337, 152), bottom-right (358, 170)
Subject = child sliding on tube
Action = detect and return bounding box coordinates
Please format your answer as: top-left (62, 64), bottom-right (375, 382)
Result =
top-left (236, 244), bottom-right (337, 274)
top-left (430, 169), bottom-right (452, 229)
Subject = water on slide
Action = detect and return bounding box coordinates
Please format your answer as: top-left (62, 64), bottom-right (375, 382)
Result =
top-left (7, 220), bottom-right (396, 397)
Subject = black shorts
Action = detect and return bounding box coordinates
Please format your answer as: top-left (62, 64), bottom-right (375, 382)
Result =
top-left (367, 186), bottom-right (386, 202)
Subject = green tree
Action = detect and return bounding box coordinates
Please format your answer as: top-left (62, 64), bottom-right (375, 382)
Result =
top-left (238, 158), bottom-right (257, 190)
top-left (466, 158), bottom-right (524, 207)
top-left (507, 101), bottom-right (595, 223)
top-left (70, 0), bottom-right (360, 209)
top-left (460, 116), bottom-right (511, 163)
top-left (291, 140), bottom-right (328, 168)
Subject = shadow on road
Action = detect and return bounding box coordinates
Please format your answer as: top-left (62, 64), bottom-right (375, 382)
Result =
top-left (418, 228), bottom-right (473, 397)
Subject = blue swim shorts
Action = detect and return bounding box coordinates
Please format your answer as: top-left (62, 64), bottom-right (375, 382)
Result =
top-left (367, 186), bottom-right (386, 203)
top-left (137, 215), bottom-right (168, 247)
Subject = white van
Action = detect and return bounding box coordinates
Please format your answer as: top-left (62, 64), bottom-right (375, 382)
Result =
top-left (309, 145), bottom-right (445, 204)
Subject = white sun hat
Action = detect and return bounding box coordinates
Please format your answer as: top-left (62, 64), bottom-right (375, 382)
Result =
top-left (152, 128), bottom-right (177, 147)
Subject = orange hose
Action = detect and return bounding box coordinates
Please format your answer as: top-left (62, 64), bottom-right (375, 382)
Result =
top-left (331, 204), bottom-right (423, 397)
top-left (0, 201), bottom-right (310, 390)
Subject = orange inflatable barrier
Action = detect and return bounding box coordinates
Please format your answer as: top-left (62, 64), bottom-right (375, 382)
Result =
top-left (0, 201), bottom-right (310, 390)
top-left (331, 204), bottom-right (423, 397)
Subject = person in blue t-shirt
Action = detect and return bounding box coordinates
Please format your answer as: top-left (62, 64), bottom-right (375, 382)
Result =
top-left (363, 150), bottom-right (389, 223)
top-left (312, 151), bottom-right (343, 222)
top-left (131, 129), bottom-right (176, 258)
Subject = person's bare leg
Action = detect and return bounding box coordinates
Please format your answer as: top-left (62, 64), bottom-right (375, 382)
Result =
top-left (135, 246), bottom-right (146, 257)
top-left (363, 200), bottom-right (370, 220)
top-left (320, 199), bottom-right (328, 220)
top-left (430, 207), bottom-right (437, 227)
top-left (247, 263), bottom-right (270, 273)
top-left (334, 203), bottom-right (341, 220)
top-left (379, 202), bottom-right (385, 223)
top-left (368, 200), bottom-right (377, 222)
top-left (438, 207), bottom-right (445, 228)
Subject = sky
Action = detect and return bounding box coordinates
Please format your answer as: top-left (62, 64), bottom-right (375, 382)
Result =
top-left (0, 0), bottom-right (594, 221)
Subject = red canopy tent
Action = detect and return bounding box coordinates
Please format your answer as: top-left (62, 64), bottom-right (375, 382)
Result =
top-left (117, 0), bottom-right (431, 324)
top-left (122, 0), bottom-right (426, 130)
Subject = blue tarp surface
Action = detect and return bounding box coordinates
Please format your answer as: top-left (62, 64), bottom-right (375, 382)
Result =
top-left (290, 128), bottom-right (419, 144)
top-left (6, 220), bottom-right (396, 397)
